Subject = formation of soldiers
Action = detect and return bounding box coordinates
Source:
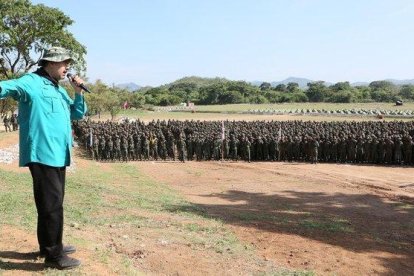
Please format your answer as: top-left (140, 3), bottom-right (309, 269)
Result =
top-left (2, 114), bottom-right (18, 132)
top-left (73, 119), bottom-right (414, 165)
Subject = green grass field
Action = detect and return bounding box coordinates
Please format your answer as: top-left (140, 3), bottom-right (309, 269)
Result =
top-left (187, 102), bottom-right (414, 112)
top-left (90, 102), bottom-right (414, 122)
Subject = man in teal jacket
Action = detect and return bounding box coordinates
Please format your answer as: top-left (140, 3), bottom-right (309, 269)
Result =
top-left (0, 47), bottom-right (87, 270)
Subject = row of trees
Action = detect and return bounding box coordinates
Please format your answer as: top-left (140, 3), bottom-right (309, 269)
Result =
top-left (134, 77), bottom-right (414, 106)
top-left (78, 78), bottom-right (414, 116)
top-left (3, 73), bottom-right (414, 119)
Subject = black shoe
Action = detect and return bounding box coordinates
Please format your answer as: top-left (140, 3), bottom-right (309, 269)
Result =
top-left (45, 255), bottom-right (81, 270)
top-left (39, 245), bottom-right (76, 257)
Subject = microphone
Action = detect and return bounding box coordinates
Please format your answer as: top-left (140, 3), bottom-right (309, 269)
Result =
top-left (67, 73), bottom-right (91, 93)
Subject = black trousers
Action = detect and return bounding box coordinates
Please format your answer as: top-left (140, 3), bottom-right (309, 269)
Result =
top-left (28, 163), bottom-right (66, 261)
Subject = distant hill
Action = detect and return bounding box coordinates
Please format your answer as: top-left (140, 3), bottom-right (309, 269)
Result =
top-left (350, 79), bottom-right (414, 87)
top-left (163, 76), bottom-right (229, 88)
top-left (116, 82), bottom-right (142, 91)
top-left (271, 77), bottom-right (316, 88)
top-left (251, 77), bottom-right (325, 88)
top-left (350, 82), bottom-right (369, 87)
top-left (385, 79), bottom-right (414, 85)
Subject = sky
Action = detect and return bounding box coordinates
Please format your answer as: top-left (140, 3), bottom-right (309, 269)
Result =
top-left (31, 0), bottom-right (414, 87)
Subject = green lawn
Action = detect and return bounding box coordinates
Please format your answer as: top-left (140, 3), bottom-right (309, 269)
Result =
top-left (88, 102), bottom-right (414, 122)
top-left (183, 102), bottom-right (414, 112)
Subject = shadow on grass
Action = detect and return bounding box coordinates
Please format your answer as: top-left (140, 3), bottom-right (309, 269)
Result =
top-left (167, 190), bottom-right (414, 275)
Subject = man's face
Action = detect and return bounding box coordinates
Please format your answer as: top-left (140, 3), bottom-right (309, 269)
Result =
top-left (46, 60), bottom-right (71, 80)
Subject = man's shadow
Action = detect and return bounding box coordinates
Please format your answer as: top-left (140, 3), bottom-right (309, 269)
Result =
top-left (0, 251), bottom-right (44, 271)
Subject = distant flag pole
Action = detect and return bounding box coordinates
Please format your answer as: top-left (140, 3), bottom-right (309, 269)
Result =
top-left (90, 128), bottom-right (93, 147)
top-left (278, 127), bottom-right (282, 142)
top-left (221, 121), bottom-right (225, 161)
top-left (277, 126), bottom-right (282, 160)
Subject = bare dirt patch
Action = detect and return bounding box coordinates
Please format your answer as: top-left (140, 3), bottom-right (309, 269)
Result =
top-left (136, 161), bottom-right (414, 275)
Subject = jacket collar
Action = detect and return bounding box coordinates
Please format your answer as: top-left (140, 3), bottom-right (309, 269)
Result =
top-left (34, 67), bottom-right (59, 87)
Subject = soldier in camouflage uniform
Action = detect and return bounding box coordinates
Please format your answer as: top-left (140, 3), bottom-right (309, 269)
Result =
top-left (92, 134), bottom-right (99, 160)
top-left (178, 132), bottom-right (187, 162)
top-left (114, 135), bottom-right (121, 161)
top-left (10, 114), bottom-right (18, 131)
top-left (142, 134), bottom-right (150, 160)
top-left (106, 136), bottom-right (114, 161)
top-left (3, 115), bottom-right (11, 132)
top-left (149, 132), bottom-right (158, 160)
top-left (158, 132), bottom-right (167, 161)
top-left (310, 137), bottom-right (319, 164)
top-left (121, 135), bottom-right (129, 162)
top-left (394, 137), bottom-right (402, 164)
top-left (134, 132), bottom-right (142, 161)
top-left (128, 135), bottom-right (135, 161)
top-left (229, 133), bottom-right (238, 161)
top-left (403, 135), bottom-right (413, 164)
top-left (213, 135), bottom-right (222, 160)
top-left (99, 135), bottom-right (106, 161)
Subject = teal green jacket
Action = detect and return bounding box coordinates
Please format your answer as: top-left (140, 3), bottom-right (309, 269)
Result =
top-left (0, 73), bottom-right (87, 167)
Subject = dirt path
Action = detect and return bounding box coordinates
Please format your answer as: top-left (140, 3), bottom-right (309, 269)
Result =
top-left (136, 161), bottom-right (414, 275)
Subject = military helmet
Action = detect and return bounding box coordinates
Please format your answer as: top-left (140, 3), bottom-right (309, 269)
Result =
top-left (38, 46), bottom-right (73, 66)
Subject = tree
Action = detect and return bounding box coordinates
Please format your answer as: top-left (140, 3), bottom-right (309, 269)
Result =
top-left (259, 82), bottom-right (271, 91)
top-left (399, 85), bottom-right (414, 100)
top-left (218, 90), bottom-right (244, 104)
top-left (84, 80), bottom-right (110, 118)
top-left (306, 81), bottom-right (328, 102)
top-left (330, 91), bottom-right (355, 103)
top-left (264, 91), bottom-right (282, 103)
top-left (168, 82), bottom-right (197, 103)
top-left (103, 89), bottom-right (122, 121)
top-left (227, 81), bottom-right (257, 99)
top-left (354, 86), bottom-right (372, 102)
top-left (331, 81), bottom-right (352, 92)
top-left (370, 89), bottom-right (394, 102)
top-left (274, 84), bottom-right (287, 92)
top-left (368, 80), bottom-right (395, 91)
top-left (0, 72), bottom-right (18, 117)
top-left (250, 95), bottom-right (268, 104)
top-left (198, 83), bottom-right (226, 104)
top-left (0, 0), bottom-right (86, 78)
top-left (286, 82), bottom-right (300, 93)
top-left (369, 81), bottom-right (398, 102)
top-left (129, 92), bottom-right (145, 108)
top-left (290, 92), bottom-right (308, 102)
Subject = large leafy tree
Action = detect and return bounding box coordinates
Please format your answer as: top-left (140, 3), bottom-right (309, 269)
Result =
top-left (259, 82), bottom-right (271, 91)
top-left (399, 85), bottom-right (414, 100)
top-left (0, 0), bottom-right (86, 78)
top-left (306, 81), bottom-right (329, 102)
top-left (286, 82), bottom-right (300, 93)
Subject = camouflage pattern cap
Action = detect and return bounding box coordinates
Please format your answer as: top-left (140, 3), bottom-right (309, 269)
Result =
top-left (38, 46), bottom-right (73, 66)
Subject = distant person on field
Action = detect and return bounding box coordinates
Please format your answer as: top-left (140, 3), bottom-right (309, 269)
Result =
top-left (11, 113), bottom-right (19, 131)
top-left (3, 114), bottom-right (12, 132)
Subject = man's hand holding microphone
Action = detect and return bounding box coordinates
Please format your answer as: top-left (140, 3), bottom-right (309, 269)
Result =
top-left (67, 73), bottom-right (91, 94)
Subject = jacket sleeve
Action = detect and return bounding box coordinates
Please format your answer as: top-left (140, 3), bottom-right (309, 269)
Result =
top-left (70, 93), bottom-right (88, 120)
top-left (0, 75), bottom-right (32, 102)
